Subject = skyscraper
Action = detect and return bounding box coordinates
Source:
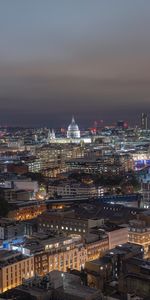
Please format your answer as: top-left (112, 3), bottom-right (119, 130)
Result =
top-left (141, 113), bottom-right (148, 130)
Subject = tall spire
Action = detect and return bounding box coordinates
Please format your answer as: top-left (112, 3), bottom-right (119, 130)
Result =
top-left (47, 129), bottom-right (55, 142)
top-left (51, 129), bottom-right (55, 139)
top-left (72, 116), bottom-right (75, 124)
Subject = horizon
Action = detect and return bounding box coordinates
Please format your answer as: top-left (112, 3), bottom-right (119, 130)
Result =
top-left (0, 1), bottom-right (150, 126)
top-left (0, 114), bottom-right (145, 129)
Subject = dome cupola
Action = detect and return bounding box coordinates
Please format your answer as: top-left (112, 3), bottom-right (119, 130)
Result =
top-left (67, 116), bottom-right (80, 139)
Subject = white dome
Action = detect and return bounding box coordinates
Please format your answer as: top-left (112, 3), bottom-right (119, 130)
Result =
top-left (67, 116), bottom-right (80, 139)
top-left (68, 118), bottom-right (79, 131)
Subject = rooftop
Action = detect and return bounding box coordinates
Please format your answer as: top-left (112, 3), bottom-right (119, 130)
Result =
top-left (0, 250), bottom-right (29, 268)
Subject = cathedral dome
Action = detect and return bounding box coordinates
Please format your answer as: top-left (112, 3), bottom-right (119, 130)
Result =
top-left (67, 116), bottom-right (80, 139)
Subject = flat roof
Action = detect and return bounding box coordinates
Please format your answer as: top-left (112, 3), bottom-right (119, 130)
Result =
top-left (0, 250), bottom-right (29, 268)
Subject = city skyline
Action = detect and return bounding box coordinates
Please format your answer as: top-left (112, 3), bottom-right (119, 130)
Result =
top-left (0, 1), bottom-right (150, 126)
top-left (1, 2), bottom-right (150, 298)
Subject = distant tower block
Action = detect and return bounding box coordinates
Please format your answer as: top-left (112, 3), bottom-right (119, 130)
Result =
top-left (141, 113), bottom-right (148, 130)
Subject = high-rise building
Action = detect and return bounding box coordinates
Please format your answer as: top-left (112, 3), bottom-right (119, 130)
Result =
top-left (141, 112), bottom-right (148, 130)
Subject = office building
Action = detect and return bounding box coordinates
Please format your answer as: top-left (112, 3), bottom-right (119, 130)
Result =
top-left (141, 112), bottom-right (148, 130)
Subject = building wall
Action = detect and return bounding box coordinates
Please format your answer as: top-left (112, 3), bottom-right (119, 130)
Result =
top-left (34, 245), bottom-right (87, 276)
top-left (128, 227), bottom-right (150, 257)
top-left (38, 214), bottom-right (88, 235)
top-left (48, 183), bottom-right (97, 197)
top-left (86, 238), bottom-right (109, 261)
top-left (2, 180), bottom-right (38, 193)
top-left (1, 189), bottom-right (31, 202)
top-left (6, 164), bottom-right (28, 175)
top-left (8, 203), bottom-right (46, 221)
top-left (0, 222), bottom-right (24, 240)
top-left (36, 145), bottom-right (84, 172)
top-left (107, 227), bottom-right (128, 249)
top-left (27, 159), bottom-right (41, 173)
top-left (0, 256), bottom-right (34, 293)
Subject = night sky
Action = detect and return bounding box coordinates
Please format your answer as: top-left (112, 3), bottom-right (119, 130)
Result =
top-left (0, 0), bottom-right (150, 127)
